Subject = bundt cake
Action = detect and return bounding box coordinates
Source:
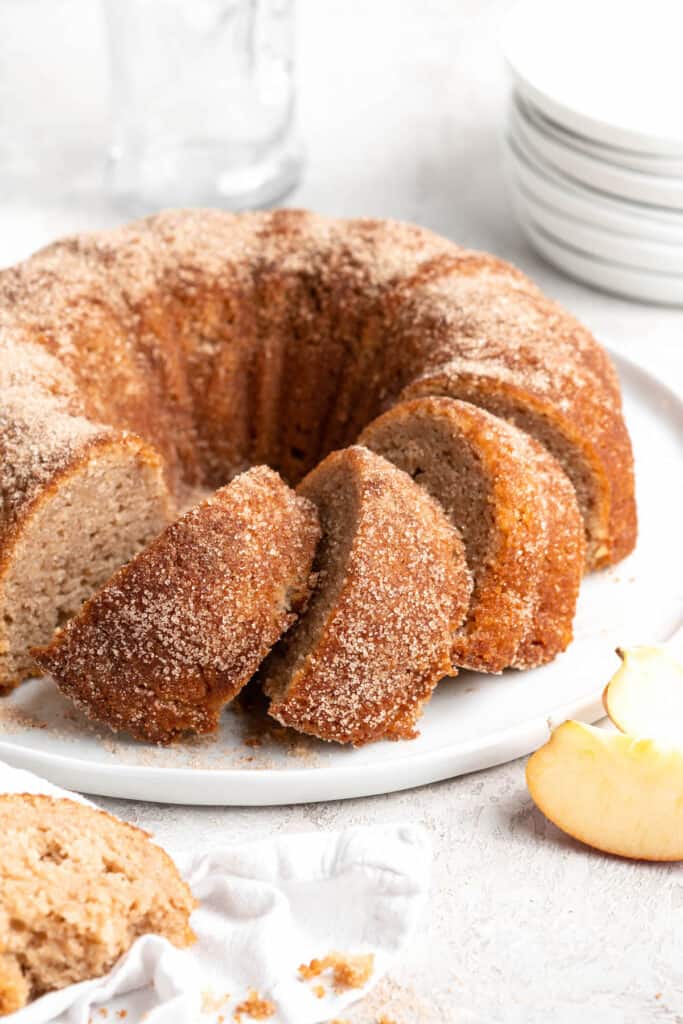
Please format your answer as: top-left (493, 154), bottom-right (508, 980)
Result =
top-left (359, 397), bottom-right (585, 671)
top-left (260, 445), bottom-right (472, 745)
top-left (33, 467), bottom-right (320, 743)
top-left (0, 793), bottom-right (195, 1014)
top-left (0, 209), bottom-right (637, 694)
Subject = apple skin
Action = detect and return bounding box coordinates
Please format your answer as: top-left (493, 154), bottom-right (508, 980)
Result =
top-left (603, 645), bottom-right (683, 742)
top-left (526, 720), bottom-right (683, 862)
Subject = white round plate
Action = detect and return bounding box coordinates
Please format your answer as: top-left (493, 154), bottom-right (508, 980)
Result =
top-left (504, 138), bottom-right (683, 245)
top-left (511, 183), bottom-right (683, 275)
top-left (504, 0), bottom-right (683, 155)
top-left (519, 97), bottom-right (683, 179)
top-left (0, 353), bottom-right (680, 805)
top-left (509, 100), bottom-right (683, 210)
top-left (520, 218), bottom-right (683, 305)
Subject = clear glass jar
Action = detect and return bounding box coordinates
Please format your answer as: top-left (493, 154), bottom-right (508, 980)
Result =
top-left (104, 0), bottom-right (303, 213)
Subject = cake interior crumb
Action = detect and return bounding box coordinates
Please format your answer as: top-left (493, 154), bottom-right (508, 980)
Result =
top-left (298, 950), bottom-right (375, 991)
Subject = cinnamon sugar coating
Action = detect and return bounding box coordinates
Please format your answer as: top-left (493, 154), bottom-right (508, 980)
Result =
top-left (33, 467), bottom-right (320, 743)
top-left (0, 209), bottom-right (636, 691)
top-left (360, 397), bottom-right (585, 672)
top-left (261, 447), bottom-right (472, 745)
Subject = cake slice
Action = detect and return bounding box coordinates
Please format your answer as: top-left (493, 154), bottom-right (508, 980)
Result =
top-left (261, 446), bottom-right (472, 745)
top-left (34, 466), bottom-right (320, 743)
top-left (0, 793), bottom-right (195, 1014)
top-left (400, 354), bottom-right (633, 572)
top-left (0, 394), bottom-right (173, 694)
top-left (359, 397), bottom-right (585, 671)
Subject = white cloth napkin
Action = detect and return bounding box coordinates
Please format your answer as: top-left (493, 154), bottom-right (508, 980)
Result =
top-left (1, 761), bottom-right (431, 1024)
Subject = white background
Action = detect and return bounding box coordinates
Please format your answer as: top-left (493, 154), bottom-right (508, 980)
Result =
top-left (1, 1), bottom-right (682, 1020)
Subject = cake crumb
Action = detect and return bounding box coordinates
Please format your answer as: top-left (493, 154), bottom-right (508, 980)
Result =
top-left (298, 951), bottom-right (374, 991)
top-left (233, 989), bottom-right (275, 1021)
top-left (202, 989), bottom-right (231, 1013)
top-left (313, 983), bottom-right (326, 999)
top-left (117, 1013), bottom-right (128, 1020)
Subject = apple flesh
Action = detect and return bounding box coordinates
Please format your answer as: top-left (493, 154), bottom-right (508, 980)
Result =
top-left (603, 645), bottom-right (683, 742)
top-left (526, 720), bottom-right (683, 861)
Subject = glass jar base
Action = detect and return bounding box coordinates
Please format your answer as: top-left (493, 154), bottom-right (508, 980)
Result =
top-left (108, 140), bottom-right (303, 215)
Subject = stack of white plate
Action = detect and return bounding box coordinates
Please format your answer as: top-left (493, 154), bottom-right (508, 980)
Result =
top-left (502, 0), bottom-right (683, 305)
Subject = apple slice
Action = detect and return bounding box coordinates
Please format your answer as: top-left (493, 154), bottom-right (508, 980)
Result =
top-left (603, 645), bottom-right (683, 742)
top-left (526, 720), bottom-right (683, 861)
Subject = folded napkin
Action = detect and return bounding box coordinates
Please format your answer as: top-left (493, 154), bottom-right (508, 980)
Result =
top-left (1, 760), bottom-right (431, 1024)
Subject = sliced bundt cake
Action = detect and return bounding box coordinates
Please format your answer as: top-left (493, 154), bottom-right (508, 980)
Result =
top-left (34, 467), bottom-right (320, 743)
top-left (372, 248), bottom-right (636, 569)
top-left (0, 793), bottom-right (194, 1014)
top-left (261, 446), bottom-right (472, 745)
top-left (359, 397), bottom-right (585, 671)
top-left (0, 210), bottom-right (637, 693)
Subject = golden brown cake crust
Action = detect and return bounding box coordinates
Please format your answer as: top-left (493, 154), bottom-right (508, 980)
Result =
top-left (261, 446), bottom-right (472, 745)
top-left (0, 793), bottom-right (195, 1013)
top-left (33, 467), bottom-right (320, 743)
top-left (0, 209), bottom-right (636, 691)
top-left (359, 397), bottom-right (585, 672)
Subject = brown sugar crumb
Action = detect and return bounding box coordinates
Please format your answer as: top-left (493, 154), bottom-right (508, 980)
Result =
top-left (98, 1011), bottom-right (108, 1019)
top-left (298, 957), bottom-right (326, 981)
top-left (202, 989), bottom-right (231, 1013)
top-left (298, 951), bottom-right (374, 992)
top-left (233, 989), bottom-right (276, 1021)
top-left (377, 1016), bottom-right (398, 1024)
top-left (117, 1014), bottom-right (128, 1020)
top-left (331, 953), bottom-right (374, 991)
top-left (313, 983), bottom-right (326, 999)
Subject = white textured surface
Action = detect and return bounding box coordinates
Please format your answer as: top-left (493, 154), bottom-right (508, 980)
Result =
top-left (2, 1), bottom-right (683, 1020)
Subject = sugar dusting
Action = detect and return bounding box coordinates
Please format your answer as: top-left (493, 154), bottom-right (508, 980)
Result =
top-left (263, 446), bottom-right (473, 745)
top-left (0, 674), bottom-right (329, 771)
top-left (359, 396), bottom-right (585, 672)
top-left (34, 467), bottom-right (321, 744)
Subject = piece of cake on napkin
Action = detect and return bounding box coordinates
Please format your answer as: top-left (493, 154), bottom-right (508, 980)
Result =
top-left (0, 793), bottom-right (195, 1014)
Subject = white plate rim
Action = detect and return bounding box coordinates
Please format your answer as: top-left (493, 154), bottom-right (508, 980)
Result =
top-left (508, 72), bottom-right (683, 158)
top-left (0, 352), bottom-right (680, 805)
top-left (511, 183), bottom-right (683, 275)
top-left (520, 219), bottom-right (683, 305)
top-left (0, 689), bottom-right (605, 806)
top-left (503, 137), bottom-right (683, 244)
top-left (503, 1), bottom-right (683, 155)
top-left (509, 102), bottom-right (683, 210)
top-left (517, 96), bottom-right (683, 179)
